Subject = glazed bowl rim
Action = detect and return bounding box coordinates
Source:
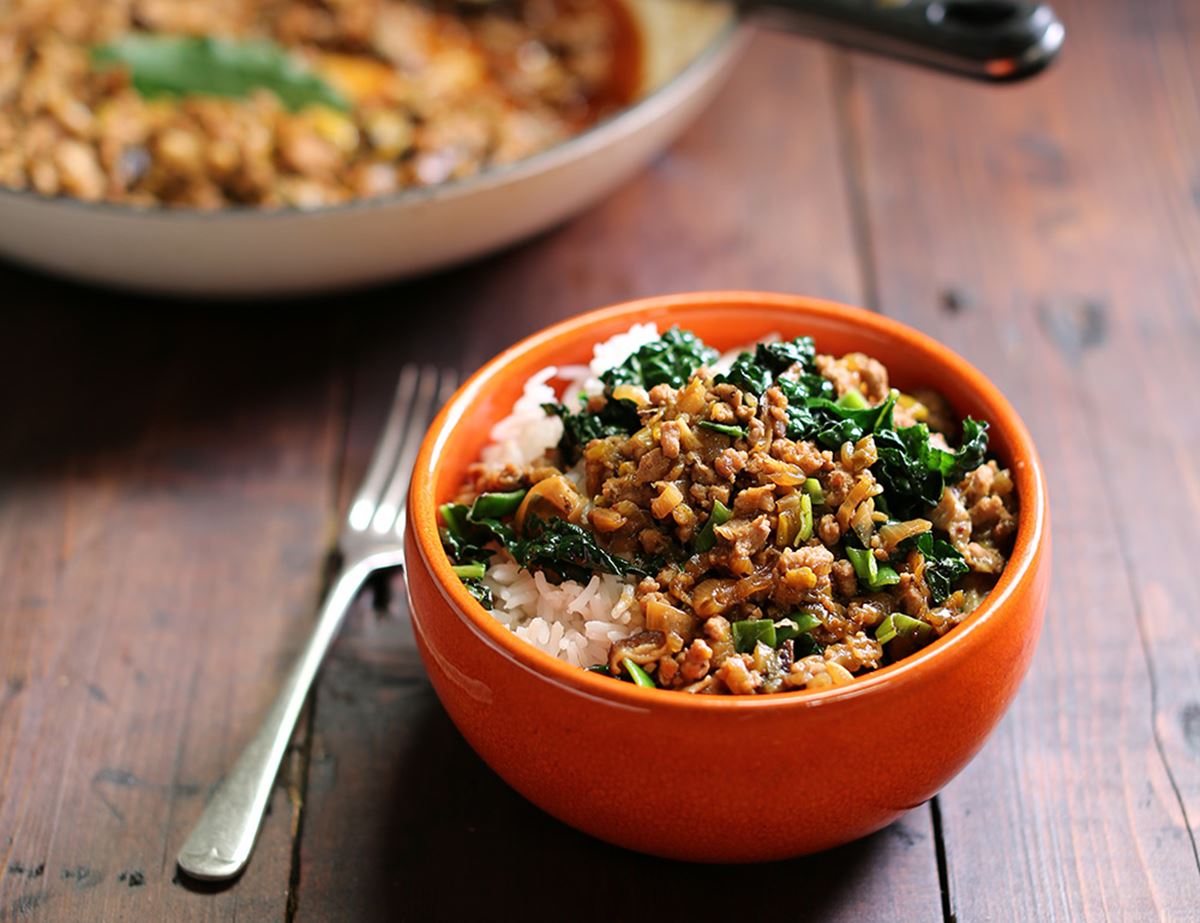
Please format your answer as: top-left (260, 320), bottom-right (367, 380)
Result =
top-left (408, 291), bottom-right (1049, 713)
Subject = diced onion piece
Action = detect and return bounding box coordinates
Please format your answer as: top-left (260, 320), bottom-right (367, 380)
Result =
top-left (650, 482), bottom-right (684, 519)
top-left (612, 383), bottom-right (650, 407)
top-left (514, 475), bottom-right (583, 534)
top-left (878, 518), bottom-right (933, 555)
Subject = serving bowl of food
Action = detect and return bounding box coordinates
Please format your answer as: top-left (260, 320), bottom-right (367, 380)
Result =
top-left (404, 290), bottom-right (1049, 862)
top-left (0, 0), bottom-right (736, 295)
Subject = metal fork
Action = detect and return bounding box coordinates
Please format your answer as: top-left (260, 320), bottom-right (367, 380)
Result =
top-left (177, 364), bottom-right (457, 881)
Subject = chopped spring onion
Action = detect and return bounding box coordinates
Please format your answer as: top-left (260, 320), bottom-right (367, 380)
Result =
top-left (803, 477), bottom-right (825, 505)
top-left (451, 562), bottom-right (486, 580)
top-left (469, 489), bottom-right (527, 521)
top-left (698, 420), bottom-right (746, 439)
top-left (795, 492), bottom-right (814, 544)
top-left (693, 499), bottom-right (733, 554)
top-left (875, 613), bottom-right (936, 655)
top-left (585, 664), bottom-right (612, 676)
top-left (791, 611), bottom-right (822, 633)
top-left (622, 658), bottom-right (656, 688)
top-left (777, 612), bottom-right (825, 652)
top-left (732, 618), bottom-right (777, 653)
top-left (836, 388), bottom-right (871, 411)
top-left (845, 545), bottom-right (901, 591)
top-left (439, 502), bottom-right (471, 536)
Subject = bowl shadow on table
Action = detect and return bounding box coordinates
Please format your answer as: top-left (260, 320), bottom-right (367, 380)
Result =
top-left (307, 587), bottom-right (924, 922)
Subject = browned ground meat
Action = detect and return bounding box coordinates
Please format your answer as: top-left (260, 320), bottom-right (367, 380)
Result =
top-left (449, 343), bottom-right (1020, 696)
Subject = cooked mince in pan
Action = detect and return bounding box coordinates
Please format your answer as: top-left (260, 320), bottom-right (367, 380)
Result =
top-left (0, 0), bottom-right (637, 208)
top-left (440, 325), bottom-right (1019, 695)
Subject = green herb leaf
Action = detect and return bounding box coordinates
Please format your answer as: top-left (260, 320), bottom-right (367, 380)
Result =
top-left (622, 658), bottom-right (657, 688)
top-left (692, 499), bottom-right (732, 554)
top-left (461, 577), bottom-right (493, 609)
top-left (732, 618), bottom-right (777, 653)
top-left (601, 327), bottom-right (718, 392)
top-left (717, 352), bottom-right (773, 396)
top-left (511, 516), bottom-right (649, 584)
top-left (754, 337), bottom-right (817, 375)
top-left (543, 398), bottom-right (640, 465)
top-left (902, 531), bottom-right (970, 604)
top-left (92, 35), bottom-right (349, 111)
top-left (874, 417), bottom-right (990, 520)
top-left (697, 420), bottom-right (746, 439)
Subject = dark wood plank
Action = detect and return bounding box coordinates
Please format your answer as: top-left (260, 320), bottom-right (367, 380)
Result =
top-left (839, 0), bottom-right (1200, 917)
top-left (0, 293), bottom-right (347, 922)
top-left (291, 30), bottom-right (945, 923)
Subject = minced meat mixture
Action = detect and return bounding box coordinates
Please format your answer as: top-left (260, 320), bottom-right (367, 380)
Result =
top-left (441, 329), bottom-right (1019, 695)
top-left (0, 0), bottom-right (634, 208)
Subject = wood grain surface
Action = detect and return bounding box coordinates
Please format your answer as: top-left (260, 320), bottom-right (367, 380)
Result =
top-left (1, 0), bottom-right (1198, 920)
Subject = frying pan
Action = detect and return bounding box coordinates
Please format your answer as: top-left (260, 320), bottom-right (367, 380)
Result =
top-left (0, 0), bottom-right (1062, 297)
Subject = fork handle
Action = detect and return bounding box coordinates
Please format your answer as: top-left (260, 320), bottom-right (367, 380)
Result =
top-left (177, 545), bottom-right (406, 880)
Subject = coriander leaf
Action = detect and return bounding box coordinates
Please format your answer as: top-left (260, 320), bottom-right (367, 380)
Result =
top-left (601, 327), bottom-right (718, 392)
top-left (92, 35), bottom-right (349, 112)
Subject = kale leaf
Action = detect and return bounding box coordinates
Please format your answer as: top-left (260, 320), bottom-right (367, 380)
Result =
top-left (601, 327), bottom-right (719, 392)
top-left (754, 336), bottom-right (817, 374)
top-left (716, 336), bottom-right (821, 398)
top-left (874, 418), bottom-right (991, 519)
top-left (718, 352), bottom-right (773, 396)
top-left (789, 393), bottom-right (898, 449)
top-left (511, 516), bottom-right (651, 584)
top-left (461, 578), bottom-right (494, 609)
top-left (902, 532), bottom-right (970, 604)
top-left (543, 398), bottom-right (640, 465)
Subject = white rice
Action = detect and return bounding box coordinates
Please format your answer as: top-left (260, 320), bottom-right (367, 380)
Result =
top-left (475, 322), bottom-right (662, 666)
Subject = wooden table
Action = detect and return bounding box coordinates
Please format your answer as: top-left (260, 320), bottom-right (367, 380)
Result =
top-left (2, 0), bottom-right (1198, 918)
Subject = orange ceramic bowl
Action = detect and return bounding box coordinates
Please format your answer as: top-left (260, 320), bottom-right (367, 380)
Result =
top-left (404, 292), bottom-right (1050, 862)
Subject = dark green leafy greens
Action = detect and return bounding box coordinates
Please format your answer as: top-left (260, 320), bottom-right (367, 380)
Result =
top-left (874, 418), bottom-right (989, 519)
top-left (543, 398), bottom-right (639, 465)
top-left (511, 516), bottom-right (649, 584)
top-left (92, 35), bottom-right (349, 111)
top-left (601, 327), bottom-right (719, 391)
top-left (900, 532), bottom-right (970, 604)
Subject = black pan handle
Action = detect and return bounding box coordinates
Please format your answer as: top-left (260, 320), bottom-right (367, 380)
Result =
top-left (743, 0), bottom-right (1065, 81)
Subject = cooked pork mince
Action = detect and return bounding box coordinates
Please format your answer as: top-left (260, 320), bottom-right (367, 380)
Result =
top-left (0, 0), bottom-right (636, 208)
top-left (441, 327), bottom-right (1018, 695)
